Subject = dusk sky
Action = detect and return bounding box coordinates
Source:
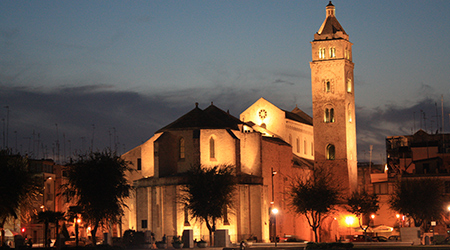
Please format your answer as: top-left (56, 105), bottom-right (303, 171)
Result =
top-left (1, 0), bottom-right (450, 164)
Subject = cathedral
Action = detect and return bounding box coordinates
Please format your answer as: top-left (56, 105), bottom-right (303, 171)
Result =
top-left (122, 2), bottom-right (357, 243)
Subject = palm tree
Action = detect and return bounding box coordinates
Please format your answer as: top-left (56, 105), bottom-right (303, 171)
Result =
top-left (62, 150), bottom-right (133, 245)
top-left (0, 149), bottom-right (39, 246)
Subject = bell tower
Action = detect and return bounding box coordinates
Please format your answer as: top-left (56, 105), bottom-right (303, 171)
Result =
top-left (310, 1), bottom-right (357, 194)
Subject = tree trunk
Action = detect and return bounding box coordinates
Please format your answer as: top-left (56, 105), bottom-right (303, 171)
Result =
top-left (91, 221), bottom-right (100, 245)
top-left (44, 221), bottom-right (49, 247)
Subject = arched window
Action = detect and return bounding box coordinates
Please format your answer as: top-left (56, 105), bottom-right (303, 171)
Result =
top-left (179, 138), bottom-right (185, 159)
top-left (347, 78), bottom-right (352, 93)
top-left (324, 108), bottom-right (335, 123)
top-left (326, 144), bottom-right (335, 160)
top-left (348, 103), bottom-right (352, 122)
top-left (326, 81), bottom-right (331, 92)
top-left (329, 47), bottom-right (336, 58)
top-left (210, 137), bottom-right (215, 159)
top-left (296, 138), bottom-right (300, 153)
top-left (319, 48), bottom-right (326, 59)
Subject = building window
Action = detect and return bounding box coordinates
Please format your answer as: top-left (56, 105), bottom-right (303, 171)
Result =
top-left (184, 207), bottom-right (190, 226)
top-left (304, 140), bottom-right (307, 154)
top-left (348, 104), bottom-right (352, 123)
top-left (296, 138), bottom-right (300, 153)
top-left (210, 137), bottom-right (215, 159)
top-left (223, 206), bottom-right (230, 225)
top-left (347, 78), bottom-right (352, 93)
top-left (373, 183), bottom-right (389, 195)
top-left (311, 142), bottom-right (314, 156)
top-left (142, 220), bottom-right (148, 229)
top-left (329, 47), bottom-right (336, 58)
top-left (137, 158), bottom-right (142, 171)
top-left (179, 138), bottom-right (185, 159)
top-left (324, 108), bottom-right (334, 123)
top-left (326, 144), bottom-right (335, 160)
top-left (325, 81), bottom-right (331, 92)
top-left (319, 48), bottom-right (326, 59)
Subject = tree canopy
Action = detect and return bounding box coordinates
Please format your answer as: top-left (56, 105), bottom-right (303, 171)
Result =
top-left (346, 189), bottom-right (379, 233)
top-left (181, 164), bottom-right (236, 244)
top-left (62, 150), bottom-right (133, 244)
top-left (389, 177), bottom-right (444, 228)
top-left (0, 149), bottom-right (39, 246)
top-left (289, 167), bottom-right (340, 242)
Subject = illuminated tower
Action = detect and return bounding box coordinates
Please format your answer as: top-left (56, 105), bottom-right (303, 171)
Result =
top-left (310, 2), bottom-right (357, 194)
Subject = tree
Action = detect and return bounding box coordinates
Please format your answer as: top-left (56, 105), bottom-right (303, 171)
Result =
top-left (389, 177), bottom-right (444, 228)
top-left (62, 150), bottom-right (133, 245)
top-left (346, 190), bottom-right (379, 234)
top-left (0, 149), bottom-right (39, 246)
top-left (289, 167), bottom-right (340, 242)
top-left (37, 211), bottom-right (65, 247)
top-left (181, 165), bottom-right (236, 245)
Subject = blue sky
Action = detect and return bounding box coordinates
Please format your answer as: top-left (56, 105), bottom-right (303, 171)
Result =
top-left (1, 1), bottom-right (450, 163)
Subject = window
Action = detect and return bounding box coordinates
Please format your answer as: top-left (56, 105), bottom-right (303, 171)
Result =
top-left (324, 108), bottom-right (335, 123)
top-left (179, 138), bottom-right (185, 159)
top-left (326, 144), bottom-right (335, 160)
top-left (141, 220), bottom-right (148, 229)
top-left (326, 81), bottom-right (331, 92)
top-left (210, 137), bottom-right (215, 159)
top-left (311, 142), bottom-right (314, 156)
top-left (223, 206), bottom-right (230, 225)
top-left (347, 78), bottom-right (352, 93)
top-left (184, 207), bottom-right (190, 226)
top-left (137, 158), bottom-right (142, 170)
top-left (373, 183), bottom-right (389, 195)
top-left (304, 140), bottom-right (307, 154)
top-left (296, 138), bottom-right (300, 153)
top-left (348, 104), bottom-right (352, 123)
top-left (319, 48), bottom-right (326, 59)
top-left (329, 47), bottom-right (336, 58)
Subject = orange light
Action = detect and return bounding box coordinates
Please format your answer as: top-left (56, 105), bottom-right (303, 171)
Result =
top-left (371, 214), bottom-right (375, 219)
top-left (396, 214), bottom-right (400, 219)
top-left (345, 216), bottom-right (355, 226)
top-left (77, 218), bottom-right (81, 224)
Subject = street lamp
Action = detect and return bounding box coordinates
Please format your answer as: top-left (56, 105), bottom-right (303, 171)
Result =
top-left (272, 208), bottom-right (279, 246)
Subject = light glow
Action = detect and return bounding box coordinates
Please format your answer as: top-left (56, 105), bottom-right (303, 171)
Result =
top-left (345, 216), bottom-right (355, 226)
top-left (272, 208), bottom-right (279, 214)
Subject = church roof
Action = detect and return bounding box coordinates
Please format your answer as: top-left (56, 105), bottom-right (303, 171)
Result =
top-left (316, 1), bottom-right (347, 40)
top-left (284, 106), bottom-right (313, 125)
top-left (156, 103), bottom-right (242, 132)
top-left (293, 154), bottom-right (314, 169)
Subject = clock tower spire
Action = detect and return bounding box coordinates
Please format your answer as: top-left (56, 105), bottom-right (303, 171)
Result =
top-left (310, 1), bottom-right (357, 194)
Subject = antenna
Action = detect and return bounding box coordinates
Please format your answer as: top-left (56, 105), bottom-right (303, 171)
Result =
top-left (91, 124), bottom-right (95, 152)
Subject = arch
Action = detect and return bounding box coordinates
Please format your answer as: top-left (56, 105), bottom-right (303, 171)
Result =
top-left (347, 78), bottom-right (352, 93)
top-left (348, 103), bottom-right (352, 122)
top-left (179, 137), bottom-right (185, 159)
top-left (326, 144), bottom-right (335, 160)
top-left (324, 107), bottom-right (335, 123)
top-left (209, 136), bottom-right (215, 159)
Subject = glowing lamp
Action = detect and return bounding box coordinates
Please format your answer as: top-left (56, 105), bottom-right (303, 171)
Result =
top-left (272, 208), bottom-right (279, 214)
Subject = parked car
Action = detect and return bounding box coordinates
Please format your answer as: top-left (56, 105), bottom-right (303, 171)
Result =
top-left (372, 236), bottom-right (388, 242)
top-left (351, 235), bottom-right (373, 242)
top-left (388, 235), bottom-right (401, 242)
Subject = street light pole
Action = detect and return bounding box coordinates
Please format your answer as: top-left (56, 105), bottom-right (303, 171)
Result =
top-left (272, 208), bottom-right (278, 247)
top-left (271, 168), bottom-right (277, 243)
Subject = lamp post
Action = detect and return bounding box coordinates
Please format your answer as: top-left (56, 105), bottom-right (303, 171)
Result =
top-left (272, 208), bottom-right (279, 246)
top-left (270, 168), bottom-right (277, 242)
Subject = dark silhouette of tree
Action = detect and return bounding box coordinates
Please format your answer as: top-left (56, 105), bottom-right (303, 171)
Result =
top-left (346, 190), bottom-right (379, 234)
top-left (181, 165), bottom-right (236, 245)
top-left (289, 167), bottom-right (340, 242)
top-left (67, 206), bottom-right (83, 247)
top-left (0, 149), bottom-right (39, 246)
top-left (389, 177), bottom-right (444, 228)
top-left (62, 150), bottom-right (132, 245)
top-left (37, 211), bottom-right (64, 247)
